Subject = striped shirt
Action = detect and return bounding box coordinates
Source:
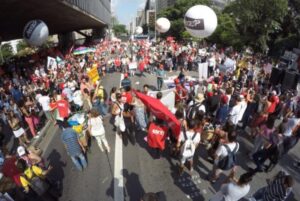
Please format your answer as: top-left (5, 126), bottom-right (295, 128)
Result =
top-left (264, 172), bottom-right (292, 201)
top-left (61, 128), bottom-right (82, 157)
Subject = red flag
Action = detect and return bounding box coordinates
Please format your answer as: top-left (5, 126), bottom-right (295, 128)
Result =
top-left (134, 91), bottom-right (180, 139)
top-left (147, 123), bottom-right (168, 150)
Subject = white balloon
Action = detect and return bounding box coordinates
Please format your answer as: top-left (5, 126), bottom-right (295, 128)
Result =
top-left (156, 17), bottom-right (171, 33)
top-left (184, 5), bottom-right (217, 38)
top-left (135, 26), bottom-right (143, 35)
top-left (23, 20), bottom-right (49, 46)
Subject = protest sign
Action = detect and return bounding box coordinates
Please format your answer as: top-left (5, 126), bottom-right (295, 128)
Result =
top-left (198, 62), bottom-right (208, 80)
top-left (87, 65), bottom-right (100, 84)
top-left (47, 56), bottom-right (57, 70)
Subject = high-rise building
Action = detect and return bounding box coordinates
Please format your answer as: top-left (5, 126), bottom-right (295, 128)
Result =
top-left (156, 0), bottom-right (177, 13)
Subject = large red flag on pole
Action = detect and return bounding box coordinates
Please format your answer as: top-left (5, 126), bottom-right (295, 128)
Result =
top-left (134, 91), bottom-right (180, 139)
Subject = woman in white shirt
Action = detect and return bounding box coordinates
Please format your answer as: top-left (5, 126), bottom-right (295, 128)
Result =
top-left (209, 171), bottom-right (254, 201)
top-left (88, 109), bottom-right (110, 152)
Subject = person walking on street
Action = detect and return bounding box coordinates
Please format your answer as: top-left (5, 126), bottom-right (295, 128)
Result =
top-left (250, 171), bottom-right (294, 201)
top-left (156, 64), bottom-right (165, 91)
top-left (121, 73), bottom-right (131, 90)
top-left (177, 120), bottom-right (200, 174)
top-left (88, 109), bottom-right (110, 152)
top-left (61, 122), bottom-right (87, 171)
top-left (209, 131), bottom-right (239, 183)
top-left (209, 171), bottom-right (254, 201)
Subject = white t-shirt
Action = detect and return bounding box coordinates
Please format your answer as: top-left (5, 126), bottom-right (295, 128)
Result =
top-left (216, 142), bottom-right (239, 159)
top-left (88, 117), bottom-right (105, 136)
top-left (38, 96), bottom-right (50, 111)
top-left (229, 103), bottom-right (242, 125)
top-left (238, 100), bottom-right (247, 122)
top-left (210, 183), bottom-right (250, 201)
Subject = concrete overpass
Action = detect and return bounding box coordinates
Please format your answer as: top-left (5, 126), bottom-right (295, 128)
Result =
top-left (0, 0), bottom-right (111, 41)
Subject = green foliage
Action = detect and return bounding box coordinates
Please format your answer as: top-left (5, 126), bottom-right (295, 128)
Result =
top-left (17, 40), bottom-right (29, 52)
top-left (208, 13), bottom-right (243, 50)
top-left (112, 24), bottom-right (127, 36)
top-left (224, 0), bottom-right (288, 52)
top-left (1, 43), bottom-right (14, 60)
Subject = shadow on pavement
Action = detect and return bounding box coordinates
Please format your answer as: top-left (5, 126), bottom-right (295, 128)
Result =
top-left (123, 169), bottom-right (145, 201)
top-left (106, 170), bottom-right (145, 201)
top-left (46, 149), bottom-right (66, 196)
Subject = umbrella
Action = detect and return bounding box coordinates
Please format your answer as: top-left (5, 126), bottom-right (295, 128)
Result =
top-left (134, 91), bottom-right (180, 139)
top-left (73, 47), bottom-right (96, 55)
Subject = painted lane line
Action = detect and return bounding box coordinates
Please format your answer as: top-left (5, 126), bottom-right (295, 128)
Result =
top-left (114, 73), bottom-right (124, 201)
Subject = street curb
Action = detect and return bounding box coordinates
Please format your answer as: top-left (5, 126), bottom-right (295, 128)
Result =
top-left (30, 120), bottom-right (52, 147)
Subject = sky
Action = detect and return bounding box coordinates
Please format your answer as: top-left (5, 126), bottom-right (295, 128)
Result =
top-left (111, 0), bottom-right (147, 26)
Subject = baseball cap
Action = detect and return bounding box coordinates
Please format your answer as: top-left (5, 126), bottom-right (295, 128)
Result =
top-left (17, 146), bottom-right (26, 156)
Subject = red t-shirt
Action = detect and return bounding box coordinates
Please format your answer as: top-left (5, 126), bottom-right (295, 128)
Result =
top-left (56, 99), bottom-right (70, 118)
top-left (147, 123), bottom-right (168, 150)
top-left (122, 92), bottom-right (133, 104)
top-left (175, 85), bottom-right (187, 102)
top-left (139, 61), bottom-right (145, 72)
top-left (114, 59), bottom-right (121, 67)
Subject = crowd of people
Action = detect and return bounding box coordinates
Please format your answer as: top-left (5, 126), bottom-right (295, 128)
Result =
top-left (0, 38), bottom-right (299, 201)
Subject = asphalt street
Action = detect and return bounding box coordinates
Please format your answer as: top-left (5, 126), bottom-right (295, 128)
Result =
top-left (37, 71), bottom-right (300, 201)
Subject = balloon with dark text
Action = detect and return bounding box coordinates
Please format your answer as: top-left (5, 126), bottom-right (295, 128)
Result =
top-left (23, 20), bottom-right (49, 46)
top-left (184, 5), bottom-right (217, 38)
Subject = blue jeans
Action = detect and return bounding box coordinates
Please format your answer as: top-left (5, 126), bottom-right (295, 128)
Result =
top-left (93, 100), bottom-right (107, 116)
top-left (71, 153), bottom-right (87, 171)
top-left (252, 187), bottom-right (266, 200)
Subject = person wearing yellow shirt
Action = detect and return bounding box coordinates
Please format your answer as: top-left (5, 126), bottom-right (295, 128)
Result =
top-left (16, 159), bottom-right (57, 201)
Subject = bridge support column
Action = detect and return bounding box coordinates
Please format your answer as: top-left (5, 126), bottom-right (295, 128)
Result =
top-left (58, 32), bottom-right (75, 51)
top-left (92, 27), bottom-right (107, 40)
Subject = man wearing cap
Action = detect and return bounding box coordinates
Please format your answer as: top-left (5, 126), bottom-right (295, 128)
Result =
top-left (121, 73), bottom-right (131, 90)
top-left (156, 64), bottom-right (165, 91)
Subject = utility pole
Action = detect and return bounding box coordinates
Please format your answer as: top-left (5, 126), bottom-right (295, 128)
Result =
top-left (154, 0), bottom-right (157, 42)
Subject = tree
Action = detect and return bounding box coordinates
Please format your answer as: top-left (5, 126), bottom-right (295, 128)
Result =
top-left (17, 40), bottom-right (30, 52)
top-left (224, 0), bottom-right (288, 52)
top-left (158, 0), bottom-right (212, 40)
top-left (112, 24), bottom-right (127, 36)
top-left (209, 13), bottom-right (243, 50)
top-left (0, 43), bottom-right (14, 62)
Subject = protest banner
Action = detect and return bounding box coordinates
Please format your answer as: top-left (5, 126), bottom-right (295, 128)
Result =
top-left (198, 62), bottom-right (208, 80)
top-left (148, 88), bottom-right (175, 111)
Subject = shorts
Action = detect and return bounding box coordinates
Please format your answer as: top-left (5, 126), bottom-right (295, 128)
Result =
top-left (180, 155), bottom-right (193, 165)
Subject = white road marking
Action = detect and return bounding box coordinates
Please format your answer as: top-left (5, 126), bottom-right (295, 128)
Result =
top-left (114, 73), bottom-right (124, 201)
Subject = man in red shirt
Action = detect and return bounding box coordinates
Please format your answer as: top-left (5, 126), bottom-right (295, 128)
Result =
top-left (147, 119), bottom-right (168, 158)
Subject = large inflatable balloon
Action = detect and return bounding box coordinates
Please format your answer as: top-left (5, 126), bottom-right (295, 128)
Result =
top-left (23, 20), bottom-right (49, 46)
top-left (156, 17), bottom-right (171, 33)
top-left (135, 26), bottom-right (143, 35)
top-left (184, 5), bottom-right (217, 38)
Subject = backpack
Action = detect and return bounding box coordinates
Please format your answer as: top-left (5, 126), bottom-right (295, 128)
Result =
top-left (181, 130), bottom-right (197, 158)
top-left (186, 102), bottom-right (203, 121)
top-left (217, 143), bottom-right (238, 170)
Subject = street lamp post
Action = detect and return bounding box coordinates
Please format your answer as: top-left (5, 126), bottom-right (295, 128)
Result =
top-left (154, 0), bottom-right (157, 41)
